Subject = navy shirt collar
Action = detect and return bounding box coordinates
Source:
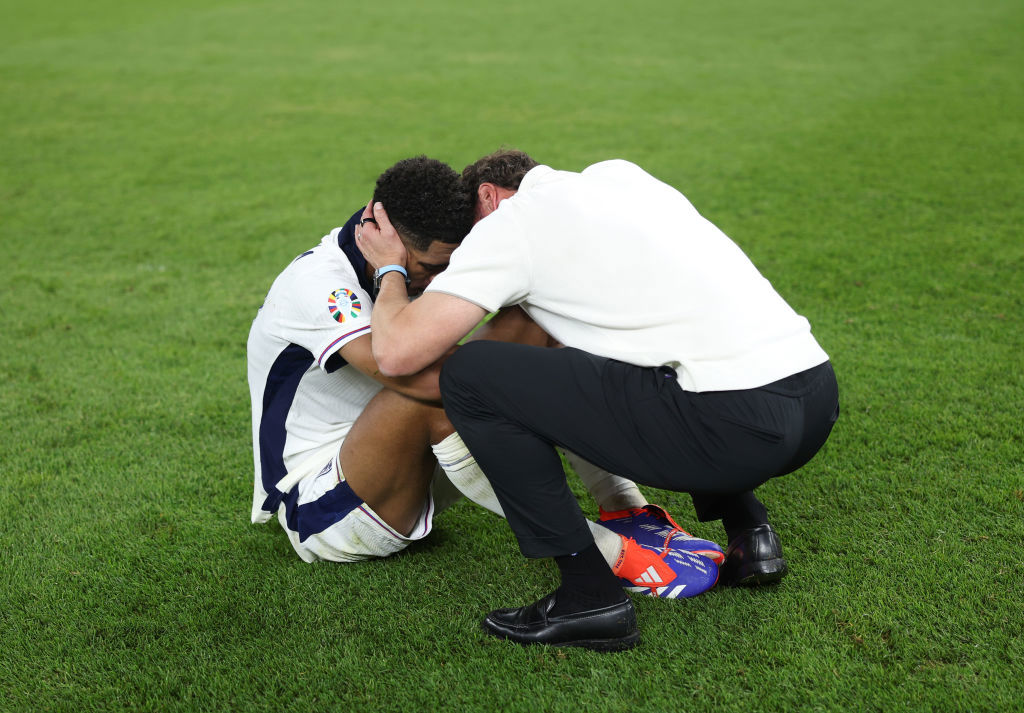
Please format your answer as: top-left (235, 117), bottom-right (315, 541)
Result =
top-left (337, 209), bottom-right (374, 294)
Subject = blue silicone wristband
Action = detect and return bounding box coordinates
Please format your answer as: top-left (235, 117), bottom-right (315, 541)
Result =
top-left (377, 264), bottom-right (408, 280)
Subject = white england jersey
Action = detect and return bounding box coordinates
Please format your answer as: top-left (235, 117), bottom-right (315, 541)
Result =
top-left (247, 211), bottom-right (382, 524)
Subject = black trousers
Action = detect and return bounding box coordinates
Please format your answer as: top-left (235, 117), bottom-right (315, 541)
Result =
top-left (441, 342), bottom-right (839, 558)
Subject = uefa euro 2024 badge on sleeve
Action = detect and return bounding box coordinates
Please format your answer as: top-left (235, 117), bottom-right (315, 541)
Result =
top-left (327, 288), bottom-right (362, 324)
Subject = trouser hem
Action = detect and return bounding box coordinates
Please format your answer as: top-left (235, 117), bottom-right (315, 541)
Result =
top-left (516, 524), bottom-right (596, 560)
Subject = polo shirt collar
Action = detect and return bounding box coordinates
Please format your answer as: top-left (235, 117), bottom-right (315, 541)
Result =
top-left (517, 164), bottom-right (555, 193)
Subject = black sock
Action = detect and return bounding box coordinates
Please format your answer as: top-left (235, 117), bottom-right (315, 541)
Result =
top-left (549, 543), bottom-right (627, 616)
top-left (720, 493), bottom-right (770, 543)
top-left (694, 492), bottom-right (770, 543)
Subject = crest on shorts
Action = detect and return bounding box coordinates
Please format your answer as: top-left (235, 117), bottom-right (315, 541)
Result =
top-left (328, 288), bottom-right (362, 323)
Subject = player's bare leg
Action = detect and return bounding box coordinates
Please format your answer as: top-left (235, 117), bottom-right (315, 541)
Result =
top-left (339, 388), bottom-right (453, 536)
top-left (334, 306), bottom-right (544, 536)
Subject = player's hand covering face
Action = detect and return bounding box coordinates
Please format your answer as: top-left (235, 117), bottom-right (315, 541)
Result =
top-left (356, 201), bottom-right (407, 271)
top-left (358, 201), bottom-right (456, 295)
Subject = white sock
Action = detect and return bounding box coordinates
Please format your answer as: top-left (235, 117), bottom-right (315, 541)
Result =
top-left (431, 433), bottom-right (504, 516)
top-left (588, 521), bottom-right (625, 568)
top-left (562, 449), bottom-right (647, 512)
top-left (428, 464), bottom-right (464, 515)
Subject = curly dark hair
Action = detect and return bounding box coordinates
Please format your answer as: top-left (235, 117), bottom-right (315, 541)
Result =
top-left (461, 148), bottom-right (539, 198)
top-left (372, 156), bottom-right (474, 251)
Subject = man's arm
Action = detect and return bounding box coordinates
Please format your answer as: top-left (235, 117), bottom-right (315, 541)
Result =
top-left (371, 277), bottom-right (485, 376)
top-left (344, 295), bottom-right (549, 400)
top-left (357, 202), bottom-right (486, 376)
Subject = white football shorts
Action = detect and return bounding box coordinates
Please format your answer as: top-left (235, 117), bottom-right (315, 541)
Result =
top-left (276, 451), bottom-right (460, 563)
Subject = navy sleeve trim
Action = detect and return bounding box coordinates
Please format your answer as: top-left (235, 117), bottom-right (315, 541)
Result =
top-left (324, 351), bottom-right (348, 374)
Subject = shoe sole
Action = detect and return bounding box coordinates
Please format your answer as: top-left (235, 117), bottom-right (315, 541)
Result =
top-left (624, 563), bottom-right (720, 599)
top-left (554, 631), bottom-right (641, 652)
top-left (625, 584), bottom-right (692, 599)
top-left (725, 558), bottom-right (788, 587)
top-left (482, 623), bottom-right (641, 652)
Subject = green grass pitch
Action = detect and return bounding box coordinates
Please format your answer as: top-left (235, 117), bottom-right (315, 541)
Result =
top-left (1, 0), bottom-right (1022, 711)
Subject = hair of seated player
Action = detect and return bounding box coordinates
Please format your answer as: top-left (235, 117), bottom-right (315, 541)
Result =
top-left (372, 156), bottom-right (475, 251)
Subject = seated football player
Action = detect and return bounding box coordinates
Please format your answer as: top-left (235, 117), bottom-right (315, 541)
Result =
top-left (246, 156), bottom-right (724, 598)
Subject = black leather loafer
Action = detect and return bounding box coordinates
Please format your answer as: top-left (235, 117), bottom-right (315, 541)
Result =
top-left (481, 593), bottom-right (639, 651)
top-left (719, 524), bottom-right (788, 587)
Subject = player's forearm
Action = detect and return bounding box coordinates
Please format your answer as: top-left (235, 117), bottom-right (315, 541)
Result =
top-left (370, 272), bottom-right (428, 376)
top-left (373, 363), bottom-right (443, 404)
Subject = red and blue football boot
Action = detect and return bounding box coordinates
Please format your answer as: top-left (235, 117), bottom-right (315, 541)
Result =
top-left (599, 504), bottom-right (725, 565)
top-left (611, 536), bottom-right (719, 599)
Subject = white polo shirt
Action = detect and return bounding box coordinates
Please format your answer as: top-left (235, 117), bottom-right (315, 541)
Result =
top-left (426, 160), bottom-right (828, 392)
